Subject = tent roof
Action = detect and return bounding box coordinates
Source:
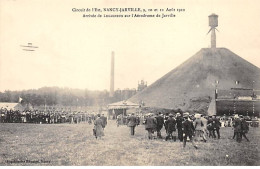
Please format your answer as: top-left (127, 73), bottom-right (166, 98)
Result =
top-left (108, 100), bottom-right (140, 109)
top-left (0, 102), bottom-right (24, 111)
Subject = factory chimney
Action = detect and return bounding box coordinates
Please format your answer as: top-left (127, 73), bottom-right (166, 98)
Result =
top-left (110, 51), bottom-right (115, 97)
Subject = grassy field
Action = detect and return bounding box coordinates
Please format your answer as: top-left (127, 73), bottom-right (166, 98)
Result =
top-left (0, 121), bottom-right (259, 166)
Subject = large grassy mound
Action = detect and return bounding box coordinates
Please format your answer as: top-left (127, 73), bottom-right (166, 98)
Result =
top-left (129, 48), bottom-right (260, 113)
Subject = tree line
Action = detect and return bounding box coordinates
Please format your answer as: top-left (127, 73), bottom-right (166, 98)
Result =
top-left (0, 87), bottom-right (112, 107)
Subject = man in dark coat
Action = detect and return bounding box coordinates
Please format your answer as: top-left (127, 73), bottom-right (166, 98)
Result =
top-left (240, 115), bottom-right (250, 142)
top-left (144, 113), bottom-right (157, 139)
top-left (127, 113), bottom-right (138, 136)
top-left (233, 115), bottom-right (242, 142)
top-left (100, 114), bottom-right (107, 129)
top-left (136, 115), bottom-right (140, 126)
top-left (165, 114), bottom-right (177, 141)
top-left (212, 115), bottom-right (221, 139)
top-left (176, 113), bottom-right (184, 141)
top-left (93, 114), bottom-right (105, 139)
top-left (164, 114), bottom-right (169, 133)
top-left (207, 116), bottom-right (214, 138)
top-left (182, 115), bottom-right (198, 149)
top-left (155, 112), bottom-right (164, 139)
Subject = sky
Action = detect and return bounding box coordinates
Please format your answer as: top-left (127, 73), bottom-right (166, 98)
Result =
top-left (0, 0), bottom-right (260, 92)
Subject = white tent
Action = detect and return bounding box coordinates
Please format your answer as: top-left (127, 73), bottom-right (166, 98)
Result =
top-left (0, 102), bottom-right (25, 111)
top-left (107, 100), bottom-right (140, 119)
top-left (108, 100), bottom-right (140, 109)
top-left (207, 99), bottom-right (217, 116)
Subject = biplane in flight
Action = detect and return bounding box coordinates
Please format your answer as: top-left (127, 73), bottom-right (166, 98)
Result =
top-left (20, 43), bottom-right (39, 51)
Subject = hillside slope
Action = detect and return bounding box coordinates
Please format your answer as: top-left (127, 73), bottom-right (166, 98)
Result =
top-left (129, 48), bottom-right (260, 112)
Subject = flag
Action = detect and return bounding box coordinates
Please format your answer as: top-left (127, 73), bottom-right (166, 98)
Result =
top-left (19, 97), bottom-right (23, 103)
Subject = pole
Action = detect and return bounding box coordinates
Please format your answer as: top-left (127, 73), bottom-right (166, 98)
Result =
top-left (44, 97), bottom-right (46, 112)
top-left (252, 81), bottom-right (255, 117)
top-left (253, 101), bottom-right (255, 117)
top-left (234, 101), bottom-right (236, 114)
top-left (211, 28), bottom-right (216, 48)
top-left (110, 51), bottom-right (115, 97)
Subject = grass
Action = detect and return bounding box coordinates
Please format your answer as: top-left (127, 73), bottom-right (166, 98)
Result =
top-left (0, 121), bottom-right (259, 166)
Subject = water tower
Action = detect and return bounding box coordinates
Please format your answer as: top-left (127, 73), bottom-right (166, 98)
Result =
top-left (208, 13), bottom-right (218, 48)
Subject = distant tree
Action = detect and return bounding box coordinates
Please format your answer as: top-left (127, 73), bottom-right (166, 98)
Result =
top-left (0, 87), bottom-right (118, 107)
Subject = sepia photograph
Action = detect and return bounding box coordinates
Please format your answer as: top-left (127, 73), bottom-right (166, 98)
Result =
top-left (0, 0), bottom-right (259, 166)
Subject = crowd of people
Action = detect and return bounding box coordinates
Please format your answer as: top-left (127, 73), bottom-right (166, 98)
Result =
top-left (113, 112), bottom-right (252, 149)
top-left (0, 108), bottom-right (98, 124)
top-left (130, 112), bottom-right (202, 149)
top-left (1, 107), bottom-right (252, 147)
top-left (116, 114), bottom-right (141, 127)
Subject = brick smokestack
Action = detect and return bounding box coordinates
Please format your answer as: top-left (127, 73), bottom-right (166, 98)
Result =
top-left (109, 51), bottom-right (114, 97)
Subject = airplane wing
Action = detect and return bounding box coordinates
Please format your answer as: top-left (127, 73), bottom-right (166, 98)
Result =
top-left (23, 49), bottom-right (35, 51)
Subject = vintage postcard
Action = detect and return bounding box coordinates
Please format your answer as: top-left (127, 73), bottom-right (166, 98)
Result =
top-left (0, 0), bottom-right (259, 166)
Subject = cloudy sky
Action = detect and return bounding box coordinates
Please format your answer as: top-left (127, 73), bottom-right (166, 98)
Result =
top-left (0, 0), bottom-right (260, 92)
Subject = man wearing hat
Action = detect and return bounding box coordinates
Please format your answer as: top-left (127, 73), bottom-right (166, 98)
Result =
top-left (93, 114), bottom-right (105, 139)
top-left (127, 113), bottom-right (138, 136)
top-left (194, 114), bottom-right (207, 142)
top-left (201, 115), bottom-right (208, 140)
top-left (100, 114), bottom-right (107, 129)
top-left (164, 114), bottom-right (169, 133)
top-left (182, 114), bottom-right (198, 149)
top-left (207, 116), bottom-right (214, 138)
top-left (233, 114), bottom-right (242, 142)
top-left (212, 115), bottom-right (221, 139)
top-left (176, 112), bottom-right (184, 142)
top-left (155, 112), bottom-right (164, 139)
top-left (240, 115), bottom-right (250, 142)
top-left (165, 113), bottom-right (177, 141)
top-left (144, 113), bottom-right (157, 139)
top-left (136, 114), bottom-right (140, 126)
